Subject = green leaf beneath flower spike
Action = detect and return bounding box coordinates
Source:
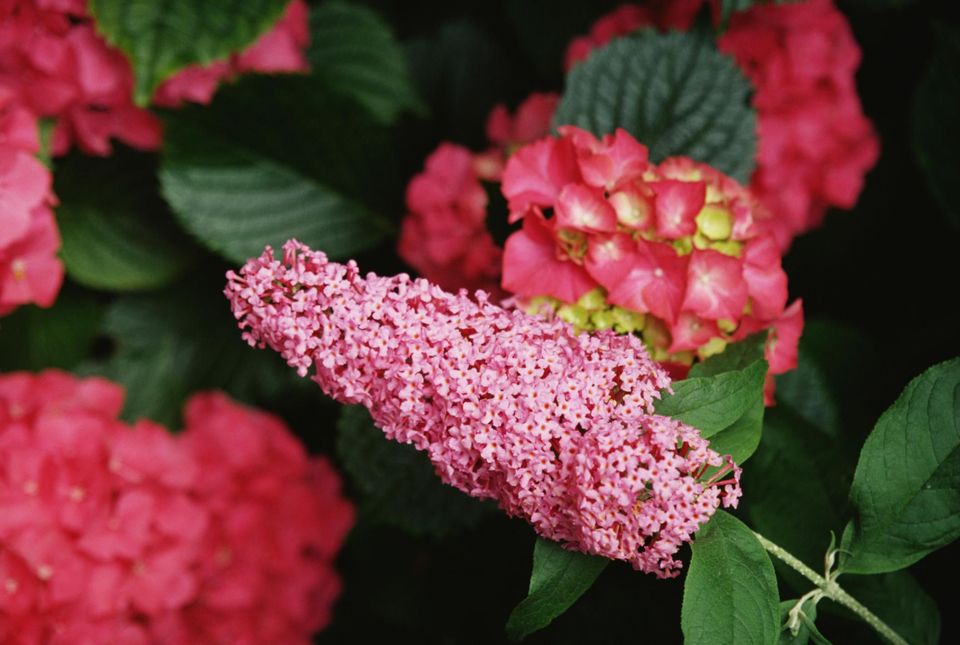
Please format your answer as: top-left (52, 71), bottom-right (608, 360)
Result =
top-left (88, 0), bottom-right (290, 105)
top-left (505, 538), bottom-right (608, 641)
top-left (843, 358), bottom-right (960, 574)
top-left (655, 335), bottom-right (767, 463)
top-left (336, 406), bottom-right (493, 538)
top-left (682, 511), bottom-right (780, 645)
top-left (55, 149), bottom-right (195, 292)
top-left (553, 30), bottom-right (756, 182)
top-left (308, 2), bottom-right (424, 124)
top-left (160, 75), bottom-right (392, 265)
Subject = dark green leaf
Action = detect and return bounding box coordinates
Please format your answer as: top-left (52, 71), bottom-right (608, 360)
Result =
top-left (160, 75), bottom-right (391, 264)
top-left (505, 538), bottom-right (608, 641)
top-left (655, 359), bottom-right (767, 463)
top-left (554, 30), bottom-right (756, 182)
top-left (746, 406), bottom-right (849, 579)
top-left (55, 149), bottom-right (195, 292)
top-left (89, 0), bottom-right (289, 104)
top-left (913, 24), bottom-right (960, 229)
top-left (844, 358), bottom-right (960, 574)
top-left (832, 571), bottom-right (940, 645)
top-left (308, 2), bottom-right (424, 124)
top-left (0, 289), bottom-right (104, 370)
top-left (682, 511), bottom-right (780, 645)
top-left (87, 279), bottom-right (301, 426)
top-left (689, 332), bottom-right (766, 378)
top-left (336, 406), bottom-right (493, 538)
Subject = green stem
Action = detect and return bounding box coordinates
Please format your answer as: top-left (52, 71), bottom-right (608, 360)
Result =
top-left (753, 532), bottom-right (910, 645)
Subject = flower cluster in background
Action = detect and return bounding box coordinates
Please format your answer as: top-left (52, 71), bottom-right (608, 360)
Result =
top-left (564, 0), bottom-right (879, 247)
top-left (501, 126), bottom-right (802, 394)
top-left (399, 93), bottom-right (558, 296)
top-left (227, 241), bottom-right (742, 577)
top-left (0, 0), bottom-right (310, 318)
top-left (0, 371), bottom-right (353, 644)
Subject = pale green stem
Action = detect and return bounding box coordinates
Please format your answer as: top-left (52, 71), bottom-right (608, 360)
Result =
top-left (753, 532), bottom-right (910, 645)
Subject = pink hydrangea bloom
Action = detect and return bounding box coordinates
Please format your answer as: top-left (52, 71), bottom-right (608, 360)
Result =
top-left (226, 240), bottom-right (742, 577)
top-left (500, 126), bottom-right (802, 400)
top-left (152, 0), bottom-right (310, 108)
top-left (0, 371), bottom-right (354, 643)
top-left (0, 1), bottom-right (161, 156)
top-left (563, 0), bottom-right (879, 248)
top-left (0, 93), bottom-right (63, 317)
top-left (399, 93), bottom-right (559, 295)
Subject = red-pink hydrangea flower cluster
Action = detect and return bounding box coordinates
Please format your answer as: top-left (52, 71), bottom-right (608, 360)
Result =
top-left (501, 126), bottom-right (802, 393)
top-left (564, 0), bottom-right (879, 247)
top-left (0, 371), bottom-right (354, 644)
top-left (0, 95), bottom-right (63, 316)
top-left (226, 240), bottom-right (742, 577)
top-left (398, 93), bottom-right (558, 296)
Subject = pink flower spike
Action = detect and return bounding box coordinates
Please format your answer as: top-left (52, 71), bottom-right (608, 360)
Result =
top-left (502, 215), bottom-right (597, 302)
top-left (682, 248), bottom-right (748, 321)
top-left (555, 184), bottom-right (618, 233)
top-left (226, 239), bottom-right (742, 576)
top-left (652, 179), bottom-right (705, 239)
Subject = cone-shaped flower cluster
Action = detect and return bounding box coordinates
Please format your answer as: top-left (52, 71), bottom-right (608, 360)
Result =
top-left (0, 371), bottom-right (353, 644)
top-left (501, 126), bottom-right (802, 388)
top-left (399, 93), bottom-right (558, 296)
top-left (564, 0), bottom-right (879, 247)
top-left (226, 240), bottom-right (742, 577)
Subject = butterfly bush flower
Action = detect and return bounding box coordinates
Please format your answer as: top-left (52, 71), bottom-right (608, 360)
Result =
top-left (501, 125), bottom-right (802, 395)
top-left (226, 240), bottom-right (742, 577)
top-left (399, 93), bottom-right (558, 296)
top-left (0, 371), bottom-right (353, 644)
top-left (564, 0), bottom-right (879, 248)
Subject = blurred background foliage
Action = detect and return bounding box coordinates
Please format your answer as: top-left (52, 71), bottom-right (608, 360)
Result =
top-left (1, 0), bottom-right (958, 642)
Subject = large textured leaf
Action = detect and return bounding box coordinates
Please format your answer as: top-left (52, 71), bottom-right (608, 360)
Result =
top-left (0, 289), bottom-right (104, 370)
top-left (913, 24), bottom-right (960, 230)
top-left (656, 335), bottom-right (767, 463)
top-left (336, 406), bottom-right (493, 538)
top-left (682, 511), bottom-right (780, 645)
top-left (843, 358), bottom-right (960, 573)
top-left (505, 538), bottom-right (608, 641)
top-left (161, 75), bottom-right (391, 264)
top-left (554, 30), bottom-right (756, 182)
top-left (86, 277), bottom-right (301, 426)
top-left (55, 150), bottom-right (195, 292)
top-left (89, 0), bottom-right (290, 104)
top-left (308, 2), bottom-right (424, 124)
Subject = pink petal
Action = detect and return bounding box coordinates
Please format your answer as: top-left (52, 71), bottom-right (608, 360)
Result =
top-left (682, 248), bottom-right (748, 320)
top-left (652, 179), bottom-right (705, 239)
top-left (502, 216), bottom-right (596, 302)
top-left (555, 184), bottom-right (617, 233)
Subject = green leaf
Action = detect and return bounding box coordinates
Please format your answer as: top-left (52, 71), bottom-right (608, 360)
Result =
top-left (160, 75), bottom-right (391, 265)
top-left (778, 599), bottom-right (828, 645)
top-left (308, 2), bottom-right (424, 124)
top-left (89, 0), bottom-right (290, 105)
top-left (844, 358), bottom-right (960, 574)
top-left (655, 336), bottom-right (767, 463)
top-left (833, 571), bottom-right (940, 645)
top-left (505, 538), bottom-right (608, 641)
top-left (88, 278), bottom-right (301, 426)
top-left (682, 511), bottom-right (780, 645)
top-left (54, 149), bottom-right (195, 292)
top-left (746, 406), bottom-right (849, 580)
top-left (0, 289), bottom-right (104, 370)
top-left (913, 24), bottom-right (960, 230)
top-left (336, 406), bottom-right (493, 538)
top-left (554, 30), bottom-right (756, 182)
